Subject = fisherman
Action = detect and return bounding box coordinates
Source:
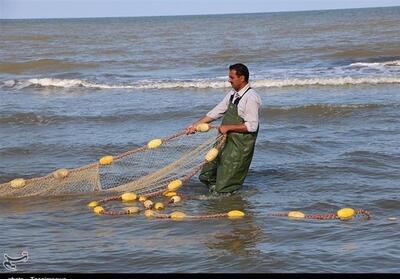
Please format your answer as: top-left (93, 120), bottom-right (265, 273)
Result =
top-left (186, 63), bottom-right (261, 193)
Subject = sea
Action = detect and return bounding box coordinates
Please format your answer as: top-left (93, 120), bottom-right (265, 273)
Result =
top-left (0, 6), bottom-right (399, 273)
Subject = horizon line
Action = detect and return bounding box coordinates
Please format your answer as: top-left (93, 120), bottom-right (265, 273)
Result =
top-left (1, 4), bottom-right (399, 20)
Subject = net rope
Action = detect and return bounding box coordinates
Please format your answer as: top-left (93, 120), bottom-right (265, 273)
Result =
top-left (0, 127), bottom-right (223, 198)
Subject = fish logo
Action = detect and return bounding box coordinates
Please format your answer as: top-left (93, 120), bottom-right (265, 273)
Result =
top-left (3, 250), bottom-right (29, 271)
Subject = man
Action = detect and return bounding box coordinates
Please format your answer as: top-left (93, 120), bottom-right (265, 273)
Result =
top-left (186, 63), bottom-right (261, 193)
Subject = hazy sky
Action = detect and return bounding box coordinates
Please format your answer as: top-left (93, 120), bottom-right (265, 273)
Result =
top-left (1, 0), bottom-right (400, 19)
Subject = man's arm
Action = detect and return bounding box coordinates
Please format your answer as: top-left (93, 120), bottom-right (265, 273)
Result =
top-left (186, 93), bottom-right (231, 134)
top-left (218, 123), bottom-right (248, 134)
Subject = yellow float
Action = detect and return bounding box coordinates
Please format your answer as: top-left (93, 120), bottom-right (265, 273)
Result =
top-left (144, 200), bottom-right (154, 209)
top-left (170, 211), bottom-right (186, 220)
top-left (147, 139), bottom-right (162, 149)
top-left (288, 211), bottom-right (305, 219)
top-left (337, 208), bottom-right (355, 220)
top-left (167, 179), bottom-right (182, 191)
top-left (205, 148), bottom-right (219, 162)
top-left (10, 178), bottom-right (26, 188)
top-left (99, 155), bottom-right (113, 165)
top-left (87, 201), bottom-right (98, 208)
top-left (93, 206), bottom-right (104, 214)
top-left (227, 210), bottom-right (245, 219)
top-left (196, 123), bottom-right (210, 132)
top-left (124, 207), bottom-right (140, 214)
top-left (121, 192), bottom-right (137, 202)
top-left (169, 195), bottom-right (182, 204)
top-left (144, 210), bottom-right (155, 218)
top-left (52, 168), bottom-right (69, 179)
top-left (163, 191), bottom-right (177, 197)
top-left (154, 202), bottom-right (164, 210)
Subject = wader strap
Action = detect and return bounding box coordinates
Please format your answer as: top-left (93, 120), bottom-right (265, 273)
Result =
top-left (229, 87), bottom-right (252, 105)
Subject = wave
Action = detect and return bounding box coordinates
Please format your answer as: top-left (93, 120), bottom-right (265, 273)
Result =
top-left (262, 103), bottom-right (384, 118)
top-left (2, 34), bottom-right (56, 42)
top-left (3, 75), bottom-right (400, 91)
top-left (332, 47), bottom-right (400, 59)
top-left (0, 109), bottom-right (204, 125)
top-left (0, 104), bottom-right (388, 126)
top-left (0, 142), bottom-right (140, 157)
top-left (347, 60), bottom-right (400, 68)
top-left (0, 59), bottom-right (98, 74)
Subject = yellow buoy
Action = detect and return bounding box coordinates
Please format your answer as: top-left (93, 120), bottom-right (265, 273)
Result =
top-left (169, 195), bottom-right (182, 204)
top-left (124, 207), bottom-right (140, 214)
top-left (87, 201), bottom-right (99, 208)
top-left (167, 179), bottom-right (183, 191)
top-left (93, 206), bottom-right (104, 214)
top-left (10, 178), bottom-right (26, 188)
top-left (227, 210), bottom-right (245, 219)
top-left (144, 200), bottom-right (154, 209)
top-left (196, 123), bottom-right (210, 132)
top-left (52, 168), bottom-right (69, 179)
top-left (288, 211), bottom-right (305, 219)
top-left (337, 208), bottom-right (356, 220)
top-left (170, 211), bottom-right (186, 220)
top-left (99, 155), bottom-right (113, 165)
top-left (121, 192), bottom-right (137, 202)
top-left (163, 191), bottom-right (177, 197)
top-left (154, 202), bottom-right (164, 210)
top-left (147, 139), bottom-right (162, 149)
top-left (144, 210), bottom-right (155, 218)
top-left (138, 196), bottom-right (147, 202)
top-left (205, 148), bottom-right (219, 162)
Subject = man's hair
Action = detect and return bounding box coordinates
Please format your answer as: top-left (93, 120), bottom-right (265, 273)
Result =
top-left (229, 63), bottom-right (249, 82)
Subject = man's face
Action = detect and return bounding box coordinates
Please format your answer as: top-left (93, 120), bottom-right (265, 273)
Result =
top-left (228, 69), bottom-right (245, 91)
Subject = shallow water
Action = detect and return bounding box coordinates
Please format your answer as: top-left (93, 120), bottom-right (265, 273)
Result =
top-left (1, 6), bottom-right (400, 273)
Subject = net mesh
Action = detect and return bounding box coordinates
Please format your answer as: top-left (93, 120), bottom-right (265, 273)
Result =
top-left (0, 128), bottom-right (223, 198)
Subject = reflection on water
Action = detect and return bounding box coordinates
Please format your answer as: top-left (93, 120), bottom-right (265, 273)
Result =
top-left (203, 194), bottom-right (263, 257)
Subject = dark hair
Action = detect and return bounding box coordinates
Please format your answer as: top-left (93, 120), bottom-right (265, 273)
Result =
top-left (229, 63), bottom-right (249, 82)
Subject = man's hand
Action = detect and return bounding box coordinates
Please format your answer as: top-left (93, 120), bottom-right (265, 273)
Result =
top-left (218, 124), bottom-right (248, 134)
top-left (186, 116), bottom-right (215, 135)
top-left (218, 125), bottom-right (230, 134)
top-left (185, 124), bottom-right (197, 135)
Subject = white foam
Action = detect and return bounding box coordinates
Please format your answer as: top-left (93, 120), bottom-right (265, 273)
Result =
top-left (3, 79), bottom-right (16, 87)
top-left (252, 76), bottom-right (400, 87)
top-left (3, 76), bottom-right (400, 91)
top-left (27, 78), bottom-right (135, 89)
top-left (348, 60), bottom-right (400, 68)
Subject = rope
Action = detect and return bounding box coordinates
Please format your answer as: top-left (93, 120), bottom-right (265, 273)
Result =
top-left (151, 212), bottom-right (229, 220)
top-left (266, 209), bottom-right (372, 220)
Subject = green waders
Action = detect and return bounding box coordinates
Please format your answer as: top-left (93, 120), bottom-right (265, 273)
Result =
top-left (199, 88), bottom-right (258, 193)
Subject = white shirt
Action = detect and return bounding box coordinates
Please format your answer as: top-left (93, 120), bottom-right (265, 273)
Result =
top-left (206, 84), bottom-right (262, 132)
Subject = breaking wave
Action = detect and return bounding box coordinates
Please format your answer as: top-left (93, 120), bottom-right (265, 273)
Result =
top-left (2, 76), bottom-right (400, 90)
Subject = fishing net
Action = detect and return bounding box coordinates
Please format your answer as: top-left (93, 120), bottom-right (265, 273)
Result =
top-left (0, 126), bottom-right (225, 199)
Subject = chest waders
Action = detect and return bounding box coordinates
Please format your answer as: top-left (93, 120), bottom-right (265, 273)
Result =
top-left (199, 87), bottom-right (258, 193)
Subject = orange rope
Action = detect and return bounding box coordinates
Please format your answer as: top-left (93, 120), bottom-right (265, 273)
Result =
top-left (267, 209), bottom-right (372, 220)
top-left (151, 212), bottom-right (229, 220)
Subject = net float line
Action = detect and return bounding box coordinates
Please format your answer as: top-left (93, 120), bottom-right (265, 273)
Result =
top-left (145, 210), bottom-right (246, 220)
top-left (115, 125), bottom-right (219, 161)
top-left (267, 208), bottom-right (372, 221)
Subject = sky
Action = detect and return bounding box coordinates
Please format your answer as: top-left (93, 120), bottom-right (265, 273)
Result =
top-left (1, 0), bottom-right (400, 19)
